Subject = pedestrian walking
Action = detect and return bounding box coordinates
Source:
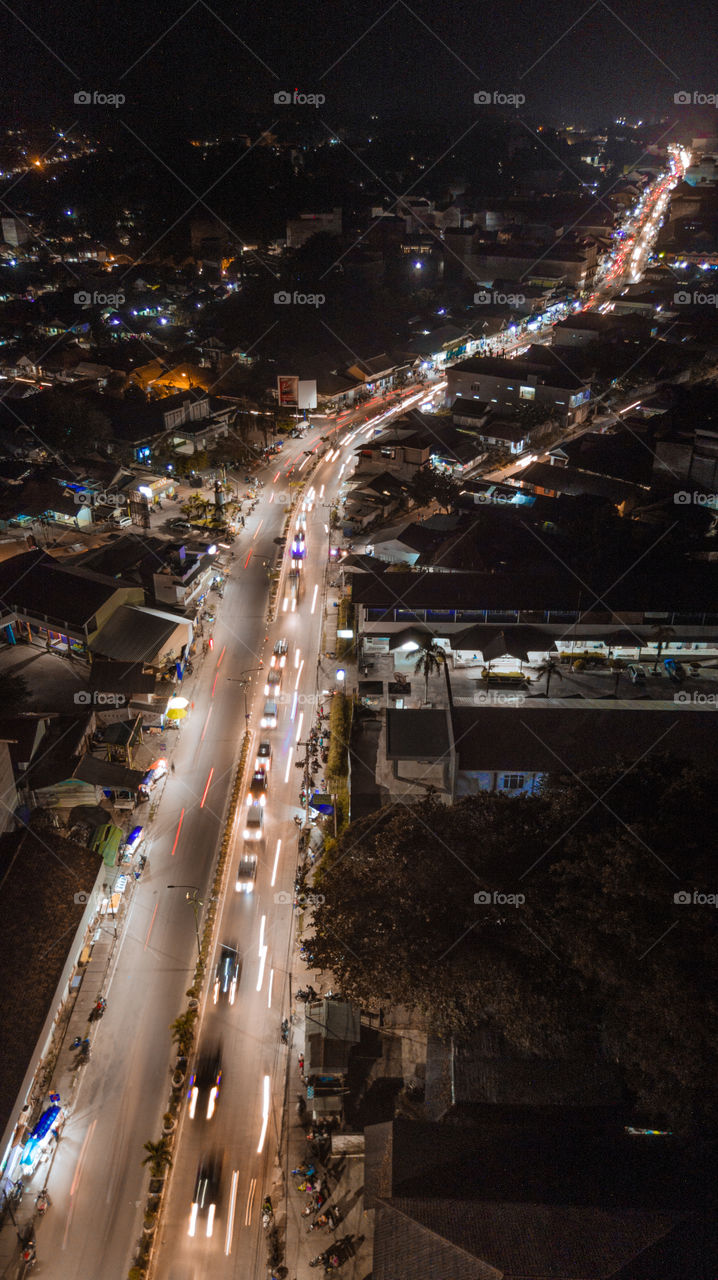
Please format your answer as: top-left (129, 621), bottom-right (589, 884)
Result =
top-left (298, 1054), bottom-right (304, 1075)
top-left (171, 761), bottom-right (175, 774)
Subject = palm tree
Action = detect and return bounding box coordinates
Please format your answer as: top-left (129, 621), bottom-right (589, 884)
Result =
top-left (649, 625), bottom-right (676, 674)
top-left (170, 1010), bottom-right (196, 1059)
top-left (142, 1138), bottom-right (173, 1179)
top-left (413, 639), bottom-right (445, 703)
top-left (536, 657), bottom-right (563, 697)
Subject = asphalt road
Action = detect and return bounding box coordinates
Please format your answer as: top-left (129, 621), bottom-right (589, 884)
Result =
top-left (32, 395), bottom-right (410, 1280)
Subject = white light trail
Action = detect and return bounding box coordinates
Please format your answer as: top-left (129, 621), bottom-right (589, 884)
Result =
top-left (271, 838), bottom-right (281, 887)
top-left (290, 691), bottom-right (298, 721)
top-left (311, 584), bottom-right (319, 614)
top-left (267, 968), bottom-right (274, 1008)
top-left (256, 915), bottom-right (267, 992)
top-left (257, 1075), bottom-right (270, 1153)
top-left (225, 1170), bottom-right (239, 1255)
top-left (295, 711), bottom-right (304, 743)
top-left (294, 659), bottom-right (304, 689)
top-left (284, 745), bottom-right (294, 783)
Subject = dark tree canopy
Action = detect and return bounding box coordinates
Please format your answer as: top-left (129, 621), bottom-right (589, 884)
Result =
top-left (308, 755), bottom-right (718, 1130)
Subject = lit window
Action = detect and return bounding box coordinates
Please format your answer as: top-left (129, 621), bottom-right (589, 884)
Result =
top-left (501, 774), bottom-right (525, 790)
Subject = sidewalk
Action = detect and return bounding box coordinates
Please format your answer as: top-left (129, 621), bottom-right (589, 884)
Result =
top-left (0, 892), bottom-right (131, 1276)
top-left (281, 982), bottom-right (372, 1280)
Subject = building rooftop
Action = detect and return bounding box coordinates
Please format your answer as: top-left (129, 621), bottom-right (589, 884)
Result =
top-left (452, 705), bottom-right (718, 774)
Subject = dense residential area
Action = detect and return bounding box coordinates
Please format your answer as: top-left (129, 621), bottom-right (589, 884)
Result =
top-left (0, 5), bottom-right (717, 1278)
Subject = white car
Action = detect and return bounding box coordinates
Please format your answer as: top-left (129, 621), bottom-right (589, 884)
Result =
top-left (261, 699), bottom-right (278, 728)
top-left (243, 803), bottom-right (264, 841)
top-left (236, 855), bottom-right (258, 893)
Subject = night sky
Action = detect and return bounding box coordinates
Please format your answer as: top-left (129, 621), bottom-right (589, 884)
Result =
top-left (2, 0), bottom-right (717, 129)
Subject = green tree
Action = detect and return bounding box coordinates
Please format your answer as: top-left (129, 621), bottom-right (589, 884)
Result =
top-left (535, 657), bottom-right (563, 697)
top-left (413, 638), bottom-right (445, 703)
top-left (0, 669), bottom-right (30, 715)
top-left (409, 465), bottom-right (458, 512)
top-left (170, 1010), bottom-right (196, 1058)
top-left (307, 757), bottom-right (718, 1130)
top-left (141, 1138), bottom-right (172, 1179)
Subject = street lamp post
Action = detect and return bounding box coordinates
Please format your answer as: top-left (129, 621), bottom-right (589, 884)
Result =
top-left (227, 665), bottom-right (264, 727)
top-left (167, 884), bottom-right (203, 960)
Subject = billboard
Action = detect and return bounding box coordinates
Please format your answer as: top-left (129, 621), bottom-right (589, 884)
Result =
top-left (298, 379), bottom-right (318, 410)
top-left (277, 375), bottom-right (299, 406)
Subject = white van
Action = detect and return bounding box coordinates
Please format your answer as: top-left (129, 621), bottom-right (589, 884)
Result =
top-left (261, 699), bottom-right (278, 728)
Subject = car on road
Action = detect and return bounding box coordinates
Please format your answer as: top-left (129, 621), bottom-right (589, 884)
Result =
top-left (664, 658), bottom-right (685, 683)
top-left (213, 945), bottom-right (239, 1005)
top-left (243, 802), bottom-right (264, 841)
top-left (264, 669), bottom-right (281, 697)
top-left (188, 1154), bottom-right (221, 1238)
top-left (272, 639), bottom-right (288, 668)
top-left (236, 854), bottom-right (258, 893)
top-left (168, 518), bottom-right (192, 532)
top-left (256, 741), bottom-right (272, 772)
top-left (627, 664), bottom-right (646, 684)
top-left (248, 770), bottom-right (268, 805)
top-left (261, 698), bottom-right (278, 728)
top-left (187, 1047), bottom-right (222, 1120)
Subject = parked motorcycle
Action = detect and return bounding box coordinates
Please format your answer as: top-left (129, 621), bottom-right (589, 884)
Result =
top-left (35, 1189), bottom-right (50, 1216)
top-left (89, 997), bottom-right (106, 1022)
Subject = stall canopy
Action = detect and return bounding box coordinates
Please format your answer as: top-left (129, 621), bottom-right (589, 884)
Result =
top-left (92, 822), bottom-right (124, 867)
top-left (389, 626), bottom-right (447, 652)
top-left (453, 625), bottom-right (557, 662)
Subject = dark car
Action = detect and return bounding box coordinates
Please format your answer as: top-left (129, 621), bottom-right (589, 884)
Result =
top-left (264, 669), bottom-right (282, 696)
top-left (213, 945), bottom-right (239, 1005)
top-left (255, 741), bottom-right (272, 772)
top-left (248, 770), bottom-right (268, 805)
top-left (187, 1047), bottom-right (222, 1120)
top-left (169, 518), bottom-right (192, 532)
top-left (189, 475), bottom-right (204, 488)
top-left (188, 1153), bottom-right (221, 1238)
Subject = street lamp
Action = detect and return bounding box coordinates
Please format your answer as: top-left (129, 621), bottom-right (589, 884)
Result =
top-left (167, 884), bottom-right (203, 960)
top-left (227, 665), bottom-right (264, 726)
